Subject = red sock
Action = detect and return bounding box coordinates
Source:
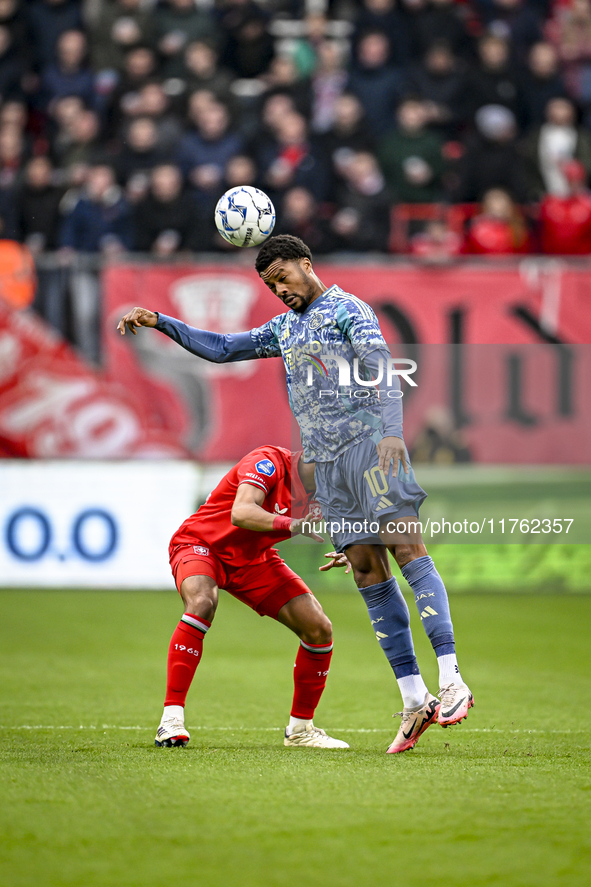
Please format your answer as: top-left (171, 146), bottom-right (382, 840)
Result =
top-left (164, 613), bottom-right (211, 707)
top-left (291, 640), bottom-right (333, 720)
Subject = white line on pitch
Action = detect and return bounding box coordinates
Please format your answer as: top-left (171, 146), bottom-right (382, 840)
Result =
top-left (1, 725), bottom-right (590, 735)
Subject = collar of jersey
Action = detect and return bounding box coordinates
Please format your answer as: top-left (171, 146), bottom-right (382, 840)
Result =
top-left (297, 284), bottom-right (338, 317)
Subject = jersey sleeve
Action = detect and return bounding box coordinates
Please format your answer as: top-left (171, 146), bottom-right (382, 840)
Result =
top-left (236, 451), bottom-right (280, 496)
top-left (155, 314), bottom-right (261, 362)
top-left (335, 297), bottom-right (387, 361)
top-left (249, 315), bottom-right (284, 358)
top-left (337, 297), bottom-right (403, 439)
top-left (364, 349), bottom-right (403, 440)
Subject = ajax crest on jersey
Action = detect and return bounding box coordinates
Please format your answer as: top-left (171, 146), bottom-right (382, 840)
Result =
top-left (308, 312), bottom-right (324, 330)
top-left (255, 459), bottom-right (276, 476)
top-left (214, 185), bottom-right (275, 248)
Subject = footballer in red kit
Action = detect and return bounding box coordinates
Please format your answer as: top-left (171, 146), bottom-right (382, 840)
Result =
top-left (156, 445), bottom-right (350, 750)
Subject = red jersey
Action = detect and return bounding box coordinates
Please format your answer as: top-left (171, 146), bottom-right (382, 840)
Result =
top-left (539, 193), bottom-right (591, 255)
top-left (169, 446), bottom-right (315, 568)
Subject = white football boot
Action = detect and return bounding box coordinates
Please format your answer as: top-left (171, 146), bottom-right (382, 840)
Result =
top-left (155, 715), bottom-right (190, 747)
top-left (284, 722), bottom-right (349, 749)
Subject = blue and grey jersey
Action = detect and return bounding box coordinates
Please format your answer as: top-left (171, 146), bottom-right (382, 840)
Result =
top-left (155, 284), bottom-right (403, 462)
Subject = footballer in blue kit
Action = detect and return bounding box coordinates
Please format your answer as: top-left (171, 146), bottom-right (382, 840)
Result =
top-left (118, 234), bottom-right (474, 753)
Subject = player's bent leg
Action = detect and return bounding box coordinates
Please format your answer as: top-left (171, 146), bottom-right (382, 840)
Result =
top-left (276, 593), bottom-right (349, 749)
top-left (344, 543), bottom-right (439, 751)
top-left (156, 575), bottom-right (219, 748)
top-left (392, 541), bottom-right (474, 727)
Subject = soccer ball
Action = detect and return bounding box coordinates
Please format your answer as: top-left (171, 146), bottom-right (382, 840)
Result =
top-left (214, 186), bottom-right (275, 248)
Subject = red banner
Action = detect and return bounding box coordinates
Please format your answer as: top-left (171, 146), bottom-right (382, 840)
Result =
top-left (2, 261), bottom-right (588, 462)
top-left (0, 300), bottom-right (186, 458)
top-left (102, 261), bottom-right (591, 464)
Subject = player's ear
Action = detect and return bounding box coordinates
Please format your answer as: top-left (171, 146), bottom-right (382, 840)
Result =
top-left (300, 257), bottom-right (312, 274)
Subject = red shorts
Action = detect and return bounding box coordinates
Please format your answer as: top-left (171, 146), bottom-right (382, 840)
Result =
top-left (170, 543), bottom-right (311, 619)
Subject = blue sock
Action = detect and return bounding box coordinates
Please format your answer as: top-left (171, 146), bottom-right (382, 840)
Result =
top-left (401, 556), bottom-right (455, 656)
top-left (357, 577), bottom-right (419, 678)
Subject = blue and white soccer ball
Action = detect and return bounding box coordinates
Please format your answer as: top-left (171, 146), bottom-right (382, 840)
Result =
top-left (214, 185), bottom-right (275, 248)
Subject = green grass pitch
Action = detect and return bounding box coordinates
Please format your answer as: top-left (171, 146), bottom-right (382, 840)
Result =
top-left (1, 585), bottom-right (590, 887)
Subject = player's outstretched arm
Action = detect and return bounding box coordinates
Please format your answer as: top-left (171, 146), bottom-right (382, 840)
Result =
top-left (231, 484), bottom-right (323, 540)
top-left (117, 307), bottom-right (159, 335)
top-left (118, 307), bottom-right (262, 363)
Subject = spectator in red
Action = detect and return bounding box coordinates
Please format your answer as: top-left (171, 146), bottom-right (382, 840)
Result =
top-left (539, 159), bottom-right (591, 253)
top-left (464, 187), bottom-right (531, 253)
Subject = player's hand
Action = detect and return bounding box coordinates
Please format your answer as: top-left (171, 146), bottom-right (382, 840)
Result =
top-left (117, 307), bottom-right (159, 335)
top-left (377, 435), bottom-right (409, 476)
top-left (291, 512), bottom-right (324, 542)
top-left (319, 551), bottom-right (351, 573)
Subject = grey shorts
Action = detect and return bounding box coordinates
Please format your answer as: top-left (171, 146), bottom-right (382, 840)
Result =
top-left (313, 436), bottom-right (427, 552)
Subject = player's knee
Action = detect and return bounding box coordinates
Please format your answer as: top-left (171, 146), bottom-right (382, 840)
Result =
top-left (300, 610), bottom-right (332, 646)
top-left (352, 563), bottom-right (390, 588)
top-left (394, 543), bottom-right (428, 568)
top-left (346, 545), bottom-right (390, 588)
top-left (184, 594), bottom-right (218, 623)
top-left (180, 577), bottom-right (218, 622)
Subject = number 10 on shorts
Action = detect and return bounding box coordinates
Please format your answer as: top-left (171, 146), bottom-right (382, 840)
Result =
top-left (364, 467), bottom-right (389, 496)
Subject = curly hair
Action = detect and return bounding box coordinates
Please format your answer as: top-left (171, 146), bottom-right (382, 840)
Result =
top-left (254, 234), bottom-right (313, 274)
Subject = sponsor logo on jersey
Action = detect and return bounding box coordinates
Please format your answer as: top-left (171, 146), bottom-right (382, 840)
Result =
top-left (193, 545), bottom-right (210, 556)
top-left (308, 312), bottom-right (324, 330)
top-left (274, 503), bottom-right (288, 514)
top-left (255, 459), bottom-right (276, 476)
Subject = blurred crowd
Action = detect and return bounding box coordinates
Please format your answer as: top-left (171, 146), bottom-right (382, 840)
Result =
top-left (2, 0), bottom-right (591, 259)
